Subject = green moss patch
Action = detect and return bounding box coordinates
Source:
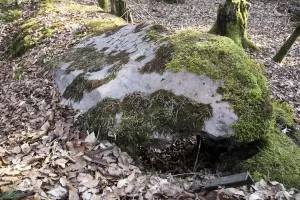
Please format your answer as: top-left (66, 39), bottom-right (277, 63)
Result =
top-left (82, 90), bottom-right (212, 155)
top-left (11, 18), bottom-right (63, 56)
top-left (9, 0), bottom-right (124, 57)
top-left (62, 46), bottom-right (129, 73)
top-left (143, 31), bottom-right (272, 143)
top-left (234, 129), bottom-right (300, 188)
top-left (163, 0), bottom-right (177, 3)
top-left (272, 100), bottom-right (294, 126)
top-left (61, 46), bottom-right (129, 101)
top-left (144, 24), bottom-right (168, 42)
top-left (98, 0), bottom-right (108, 12)
top-left (0, 9), bottom-right (22, 22)
top-left (218, 99), bottom-right (299, 188)
top-left (135, 55), bottom-right (146, 62)
top-left (63, 64), bottom-right (123, 101)
top-left (134, 23), bottom-right (148, 33)
top-left (139, 45), bottom-right (172, 74)
top-left (82, 17), bottom-right (126, 36)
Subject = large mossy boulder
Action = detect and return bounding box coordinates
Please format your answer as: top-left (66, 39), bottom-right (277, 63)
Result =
top-left (53, 22), bottom-right (300, 187)
top-left (54, 22), bottom-right (272, 145)
top-left (54, 23), bottom-right (272, 147)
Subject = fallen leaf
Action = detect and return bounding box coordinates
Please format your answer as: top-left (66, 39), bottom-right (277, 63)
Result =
top-left (54, 158), bottom-right (68, 168)
top-left (47, 185), bottom-right (68, 198)
top-left (21, 143), bottom-right (31, 154)
top-left (69, 189), bottom-right (80, 200)
top-left (85, 132), bottom-right (96, 143)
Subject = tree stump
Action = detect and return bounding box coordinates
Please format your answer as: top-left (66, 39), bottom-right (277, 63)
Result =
top-left (209, 0), bottom-right (258, 50)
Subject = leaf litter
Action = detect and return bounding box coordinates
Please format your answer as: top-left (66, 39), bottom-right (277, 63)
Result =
top-left (0, 0), bottom-right (300, 199)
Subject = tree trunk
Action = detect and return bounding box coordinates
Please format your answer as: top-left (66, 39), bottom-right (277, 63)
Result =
top-left (209, 0), bottom-right (258, 50)
top-left (110, 0), bottom-right (115, 14)
top-left (98, 0), bottom-right (109, 12)
top-left (113, 0), bottom-right (133, 23)
top-left (273, 24), bottom-right (300, 63)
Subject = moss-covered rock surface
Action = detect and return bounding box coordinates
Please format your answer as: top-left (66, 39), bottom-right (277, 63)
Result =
top-left (53, 23), bottom-right (300, 188)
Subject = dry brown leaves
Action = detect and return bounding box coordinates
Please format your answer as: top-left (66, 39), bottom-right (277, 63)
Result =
top-left (2, 129), bottom-right (299, 200)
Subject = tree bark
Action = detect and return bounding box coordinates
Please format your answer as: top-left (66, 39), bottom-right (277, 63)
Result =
top-left (273, 24), bottom-right (300, 63)
top-left (209, 0), bottom-right (258, 50)
top-left (110, 0), bottom-right (115, 14)
top-left (111, 0), bottom-right (133, 23)
top-left (98, 0), bottom-right (109, 12)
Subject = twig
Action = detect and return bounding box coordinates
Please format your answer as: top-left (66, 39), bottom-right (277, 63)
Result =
top-left (193, 136), bottom-right (201, 172)
top-left (86, 145), bottom-right (114, 156)
top-left (1, 25), bottom-right (7, 34)
top-left (129, 0), bottom-right (158, 24)
top-left (172, 172), bottom-right (204, 177)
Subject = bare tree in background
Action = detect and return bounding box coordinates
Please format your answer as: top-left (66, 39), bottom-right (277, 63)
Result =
top-left (98, 0), bottom-right (133, 22)
top-left (273, 24), bottom-right (300, 63)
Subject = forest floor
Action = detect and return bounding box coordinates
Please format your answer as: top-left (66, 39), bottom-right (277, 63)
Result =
top-left (0, 0), bottom-right (299, 199)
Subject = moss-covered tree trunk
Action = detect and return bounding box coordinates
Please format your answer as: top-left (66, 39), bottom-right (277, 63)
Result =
top-left (98, 0), bottom-right (109, 12)
top-left (209, 0), bottom-right (257, 50)
top-left (273, 24), bottom-right (300, 63)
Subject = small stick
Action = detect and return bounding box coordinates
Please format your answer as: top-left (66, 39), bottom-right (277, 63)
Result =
top-left (172, 172), bottom-right (204, 177)
top-left (193, 136), bottom-right (201, 172)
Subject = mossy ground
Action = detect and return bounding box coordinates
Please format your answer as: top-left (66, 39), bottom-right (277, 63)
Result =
top-left (11, 18), bottom-right (63, 56)
top-left (9, 0), bottom-right (125, 57)
top-left (144, 24), bottom-right (168, 42)
top-left (234, 128), bottom-right (300, 188)
top-left (217, 99), bottom-right (299, 188)
top-left (0, 9), bottom-right (22, 22)
top-left (272, 100), bottom-right (295, 126)
top-left (82, 90), bottom-right (212, 155)
top-left (81, 17), bottom-right (126, 36)
top-left (145, 31), bottom-right (272, 143)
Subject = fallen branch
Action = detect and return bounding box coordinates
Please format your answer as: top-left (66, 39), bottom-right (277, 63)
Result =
top-left (188, 172), bottom-right (254, 192)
